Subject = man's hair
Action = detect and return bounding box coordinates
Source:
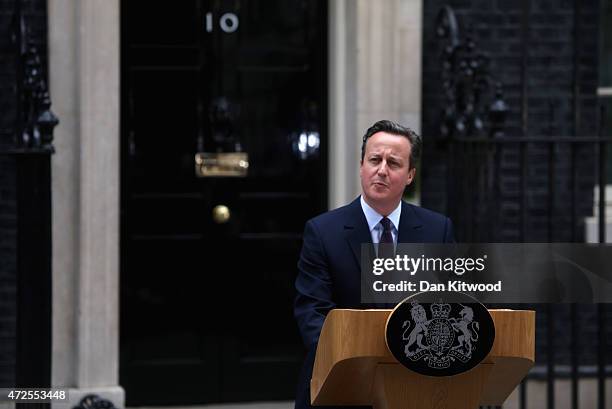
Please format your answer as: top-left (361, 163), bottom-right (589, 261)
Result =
top-left (360, 120), bottom-right (421, 169)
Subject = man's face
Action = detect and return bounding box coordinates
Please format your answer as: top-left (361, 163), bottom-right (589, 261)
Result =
top-left (360, 131), bottom-right (415, 213)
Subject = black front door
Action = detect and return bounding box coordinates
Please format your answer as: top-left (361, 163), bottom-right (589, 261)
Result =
top-left (120, 1), bottom-right (327, 405)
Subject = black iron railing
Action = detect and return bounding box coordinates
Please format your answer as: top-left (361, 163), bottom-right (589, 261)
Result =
top-left (434, 2), bottom-right (610, 408)
top-left (448, 137), bottom-right (610, 243)
top-left (447, 136), bottom-right (611, 409)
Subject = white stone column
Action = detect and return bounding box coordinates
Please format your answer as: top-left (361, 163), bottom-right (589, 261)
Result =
top-left (329, 0), bottom-right (358, 209)
top-left (48, 0), bottom-right (123, 408)
top-left (328, 0), bottom-right (424, 209)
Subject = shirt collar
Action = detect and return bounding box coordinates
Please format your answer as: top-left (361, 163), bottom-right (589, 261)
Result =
top-left (360, 195), bottom-right (402, 232)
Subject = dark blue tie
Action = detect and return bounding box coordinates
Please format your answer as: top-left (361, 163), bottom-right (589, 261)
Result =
top-left (379, 217), bottom-right (394, 259)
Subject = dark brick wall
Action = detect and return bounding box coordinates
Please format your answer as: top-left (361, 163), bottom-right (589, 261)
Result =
top-left (0, 0), bottom-right (48, 387)
top-left (422, 0), bottom-right (599, 229)
top-left (421, 0), bottom-right (611, 369)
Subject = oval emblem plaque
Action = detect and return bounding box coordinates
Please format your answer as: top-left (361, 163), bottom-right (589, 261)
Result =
top-left (385, 291), bottom-right (495, 377)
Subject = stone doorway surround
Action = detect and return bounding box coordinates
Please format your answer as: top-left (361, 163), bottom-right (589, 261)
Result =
top-left (48, 0), bottom-right (122, 408)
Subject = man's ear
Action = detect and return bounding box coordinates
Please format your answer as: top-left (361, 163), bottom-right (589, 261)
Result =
top-left (406, 168), bottom-right (416, 186)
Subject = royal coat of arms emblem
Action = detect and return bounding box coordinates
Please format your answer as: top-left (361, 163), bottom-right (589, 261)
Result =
top-left (386, 292), bottom-right (495, 377)
top-left (403, 301), bottom-right (479, 369)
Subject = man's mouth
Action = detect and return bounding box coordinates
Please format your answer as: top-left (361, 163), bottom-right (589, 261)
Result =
top-left (373, 181), bottom-right (388, 187)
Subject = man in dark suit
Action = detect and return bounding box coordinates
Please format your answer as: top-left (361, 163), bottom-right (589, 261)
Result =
top-left (294, 120), bottom-right (454, 409)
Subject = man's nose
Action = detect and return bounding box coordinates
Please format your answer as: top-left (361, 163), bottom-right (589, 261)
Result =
top-left (377, 160), bottom-right (388, 175)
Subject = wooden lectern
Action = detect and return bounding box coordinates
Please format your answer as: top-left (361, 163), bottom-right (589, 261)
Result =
top-left (311, 309), bottom-right (535, 409)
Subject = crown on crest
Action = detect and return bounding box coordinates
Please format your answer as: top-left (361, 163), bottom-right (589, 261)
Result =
top-left (430, 302), bottom-right (451, 319)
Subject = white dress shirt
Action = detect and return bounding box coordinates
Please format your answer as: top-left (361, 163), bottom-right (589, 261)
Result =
top-left (360, 195), bottom-right (401, 247)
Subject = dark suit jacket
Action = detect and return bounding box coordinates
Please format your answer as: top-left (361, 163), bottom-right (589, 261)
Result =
top-left (294, 197), bottom-right (454, 409)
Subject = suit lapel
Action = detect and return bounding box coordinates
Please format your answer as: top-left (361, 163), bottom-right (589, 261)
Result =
top-left (343, 198), bottom-right (374, 269)
top-left (398, 201), bottom-right (424, 243)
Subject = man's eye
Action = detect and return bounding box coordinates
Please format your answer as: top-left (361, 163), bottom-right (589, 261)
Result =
top-left (369, 157), bottom-right (380, 163)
